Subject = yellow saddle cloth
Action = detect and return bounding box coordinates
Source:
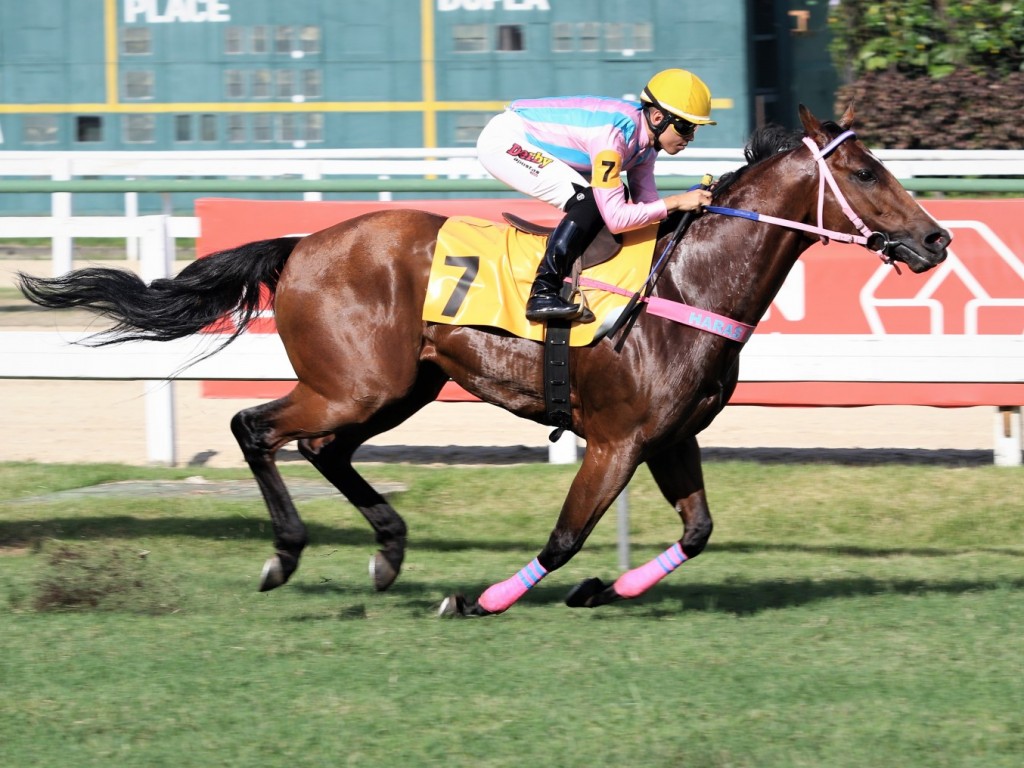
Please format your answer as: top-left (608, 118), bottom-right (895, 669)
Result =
top-left (423, 216), bottom-right (659, 346)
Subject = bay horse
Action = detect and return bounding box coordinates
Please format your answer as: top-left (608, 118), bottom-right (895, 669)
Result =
top-left (18, 106), bottom-right (949, 616)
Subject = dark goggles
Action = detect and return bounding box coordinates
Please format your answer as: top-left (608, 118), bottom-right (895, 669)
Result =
top-left (667, 115), bottom-right (696, 141)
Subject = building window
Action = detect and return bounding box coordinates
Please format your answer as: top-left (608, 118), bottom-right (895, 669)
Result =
top-left (253, 114), bottom-right (273, 142)
top-left (579, 22), bottom-right (601, 52)
top-left (23, 115), bottom-right (59, 144)
top-left (304, 114), bottom-right (324, 142)
top-left (496, 24), bottom-right (524, 52)
top-left (551, 22), bottom-right (573, 53)
top-left (279, 113), bottom-right (298, 142)
top-left (275, 26), bottom-right (294, 54)
top-left (225, 70), bottom-right (245, 98)
top-left (200, 114), bottom-right (217, 142)
top-left (453, 24), bottom-right (488, 53)
top-left (631, 22), bottom-right (654, 52)
top-left (275, 70), bottom-right (296, 99)
top-left (225, 26), bottom-right (245, 54)
top-left (605, 23), bottom-right (625, 52)
top-left (251, 26), bottom-right (269, 54)
top-left (552, 21), bottom-right (654, 53)
top-left (251, 70), bottom-right (271, 99)
top-left (174, 114), bottom-right (193, 142)
top-left (122, 27), bottom-right (151, 55)
top-left (302, 70), bottom-right (322, 99)
top-left (299, 26), bottom-right (320, 54)
top-left (123, 114), bottom-right (155, 143)
top-left (227, 115), bottom-right (246, 143)
top-left (75, 116), bottom-right (103, 143)
top-left (123, 70), bottom-right (154, 100)
top-left (454, 114), bottom-right (488, 144)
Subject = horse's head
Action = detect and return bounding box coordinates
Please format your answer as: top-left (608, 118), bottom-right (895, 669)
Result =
top-left (799, 104), bottom-right (951, 274)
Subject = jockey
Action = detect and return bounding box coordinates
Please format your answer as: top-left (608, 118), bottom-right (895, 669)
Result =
top-left (476, 68), bottom-right (716, 322)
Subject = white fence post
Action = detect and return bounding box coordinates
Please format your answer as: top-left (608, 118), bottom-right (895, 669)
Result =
top-left (993, 406), bottom-right (1023, 467)
top-left (51, 156), bottom-right (73, 275)
top-left (125, 188), bottom-right (139, 261)
top-left (302, 167), bottom-right (323, 202)
top-left (548, 431), bottom-right (578, 464)
top-left (139, 215), bottom-right (176, 465)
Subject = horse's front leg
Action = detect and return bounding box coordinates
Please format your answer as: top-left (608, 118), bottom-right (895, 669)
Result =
top-left (440, 440), bottom-right (640, 617)
top-left (565, 435), bottom-right (712, 608)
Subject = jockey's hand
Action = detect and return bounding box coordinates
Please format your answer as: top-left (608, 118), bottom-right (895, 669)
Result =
top-left (665, 188), bottom-right (712, 213)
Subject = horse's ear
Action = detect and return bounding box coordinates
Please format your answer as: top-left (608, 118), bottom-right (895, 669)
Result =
top-left (798, 104), bottom-right (823, 137)
top-left (838, 103), bottom-right (855, 129)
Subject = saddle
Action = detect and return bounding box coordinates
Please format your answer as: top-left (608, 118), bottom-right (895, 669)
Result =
top-left (502, 212), bottom-right (622, 272)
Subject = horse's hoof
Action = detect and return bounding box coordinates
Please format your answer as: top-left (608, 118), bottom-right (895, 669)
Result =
top-left (259, 556), bottom-right (285, 592)
top-left (437, 594), bottom-right (467, 618)
top-left (368, 551), bottom-right (400, 592)
top-left (565, 577), bottom-right (608, 608)
top-left (259, 552), bottom-right (300, 592)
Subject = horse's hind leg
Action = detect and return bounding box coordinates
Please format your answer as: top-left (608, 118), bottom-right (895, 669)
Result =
top-left (298, 437), bottom-right (407, 591)
top-left (566, 435), bottom-right (712, 608)
top-left (297, 370), bottom-right (447, 591)
top-left (230, 385), bottom-right (345, 591)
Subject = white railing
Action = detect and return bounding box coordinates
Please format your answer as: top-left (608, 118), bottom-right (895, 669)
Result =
top-left (0, 214), bottom-right (199, 276)
top-left (4, 147), bottom-right (1023, 276)
top-left (2, 328), bottom-right (1021, 466)
top-left (3, 148), bottom-right (1022, 195)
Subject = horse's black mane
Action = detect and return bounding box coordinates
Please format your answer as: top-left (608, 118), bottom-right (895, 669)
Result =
top-left (712, 122), bottom-right (805, 197)
top-left (659, 119), bottom-right (843, 233)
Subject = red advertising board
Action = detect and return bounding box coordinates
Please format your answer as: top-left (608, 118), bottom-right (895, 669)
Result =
top-left (196, 198), bottom-right (1024, 406)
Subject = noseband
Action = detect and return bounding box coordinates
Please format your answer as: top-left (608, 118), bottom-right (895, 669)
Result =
top-left (707, 130), bottom-right (900, 268)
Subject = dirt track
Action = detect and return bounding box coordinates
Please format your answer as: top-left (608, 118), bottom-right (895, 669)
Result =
top-left (0, 256), bottom-right (999, 467)
top-left (0, 377), bottom-right (997, 467)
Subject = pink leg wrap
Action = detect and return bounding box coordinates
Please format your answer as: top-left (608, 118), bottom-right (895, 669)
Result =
top-left (613, 543), bottom-right (687, 599)
top-left (477, 558), bottom-right (548, 614)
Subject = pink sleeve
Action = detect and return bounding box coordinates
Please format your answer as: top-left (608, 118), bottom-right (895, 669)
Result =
top-left (594, 186), bottom-right (668, 234)
top-left (626, 157), bottom-right (661, 204)
top-left (587, 130), bottom-right (667, 234)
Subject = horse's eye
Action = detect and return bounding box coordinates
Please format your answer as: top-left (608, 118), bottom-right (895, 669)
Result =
top-left (855, 168), bottom-right (876, 183)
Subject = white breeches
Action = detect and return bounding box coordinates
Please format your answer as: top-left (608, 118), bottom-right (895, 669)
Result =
top-left (476, 110), bottom-right (589, 212)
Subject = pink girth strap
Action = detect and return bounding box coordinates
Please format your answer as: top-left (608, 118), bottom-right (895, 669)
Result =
top-left (579, 276), bottom-right (755, 343)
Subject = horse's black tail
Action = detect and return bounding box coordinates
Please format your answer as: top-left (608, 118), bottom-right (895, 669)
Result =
top-left (17, 237), bottom-right (301, 347)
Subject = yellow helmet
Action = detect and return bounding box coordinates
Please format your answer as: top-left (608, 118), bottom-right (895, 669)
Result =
top-left (641, 69), bottom-right (716, 125)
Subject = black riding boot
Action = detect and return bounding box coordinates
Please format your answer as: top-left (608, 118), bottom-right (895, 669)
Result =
top-left (525, 218), bottom-right (587, 322)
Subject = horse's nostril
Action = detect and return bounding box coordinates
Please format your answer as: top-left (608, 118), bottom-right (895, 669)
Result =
top-left (926, 228), bottom-right (952, 249)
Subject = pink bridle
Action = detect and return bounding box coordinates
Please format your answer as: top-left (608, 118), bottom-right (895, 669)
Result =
top-left (803, 131), bottom-right (874, 247)
top-left (706, 130), bottom-right (897, 266)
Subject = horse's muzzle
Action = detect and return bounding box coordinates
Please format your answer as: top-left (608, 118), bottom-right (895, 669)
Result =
top-left (870, 227), bottom-right (951, 274)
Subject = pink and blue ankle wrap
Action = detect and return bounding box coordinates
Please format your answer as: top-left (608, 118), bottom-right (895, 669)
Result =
top-left (478, 558), bottom-right (548, 613)
top-left (613, 542), bottom-right (688, 598)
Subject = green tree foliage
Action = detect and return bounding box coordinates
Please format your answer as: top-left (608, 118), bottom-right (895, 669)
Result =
top-left (828, 1), bottom-right (1024, 148)
top-left (829, 0), bottom-right (1024, 78)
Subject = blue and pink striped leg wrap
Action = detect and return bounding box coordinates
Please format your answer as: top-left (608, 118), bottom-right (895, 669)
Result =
top-left (613, 542), bottom-right (688, 599)
top-left (478, 558), bottom-right (548, 614)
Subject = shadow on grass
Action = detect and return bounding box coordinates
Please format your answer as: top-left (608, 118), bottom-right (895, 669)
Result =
top-left (323, 446), bottom-right (998, 467)
top-left (604, 574), bottom-right (1024, 618)
top-left (3, 515), bottom-right (1022, 562)
top-left (276, 572), bottom-right (1024, 620)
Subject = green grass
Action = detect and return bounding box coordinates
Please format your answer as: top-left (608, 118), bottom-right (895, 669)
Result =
top-left (1, 460), bottom-right (1022, 767)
